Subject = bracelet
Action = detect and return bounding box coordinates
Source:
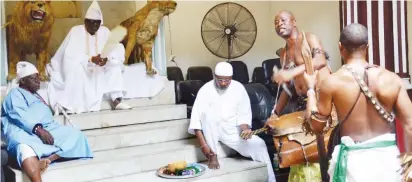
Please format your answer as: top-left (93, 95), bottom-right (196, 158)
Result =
top-left (33, 125), bottom-right (42, 134)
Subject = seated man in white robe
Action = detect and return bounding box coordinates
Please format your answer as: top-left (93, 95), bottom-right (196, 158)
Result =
top-left (188, 62), bottom-right (276, 182)
top-left (47, 0), bottom-right (131, 114)
top-left (2, 62), bottom-right (93, 182)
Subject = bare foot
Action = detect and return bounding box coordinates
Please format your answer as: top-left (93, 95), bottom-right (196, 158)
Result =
top-left (39, 158), bottom-right (51, 172)
top-left (208, 155), bottom-right (220, 169)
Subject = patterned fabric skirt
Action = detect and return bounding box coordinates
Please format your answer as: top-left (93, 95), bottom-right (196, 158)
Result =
top-left (287, 95), bottom-right (322, 182)
top-left (288, 163), bottom-right (322, 182)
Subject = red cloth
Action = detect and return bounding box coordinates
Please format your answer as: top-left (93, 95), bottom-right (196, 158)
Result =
top-left (396, 119), bottom-right (405, 153)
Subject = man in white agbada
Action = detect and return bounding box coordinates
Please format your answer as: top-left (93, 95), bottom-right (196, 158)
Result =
top-left (47, 0), bottom-right (131, 114)
top-left (188, 62), bottom-right (276, 182)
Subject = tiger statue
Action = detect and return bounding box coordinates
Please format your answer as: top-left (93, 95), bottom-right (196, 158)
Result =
top-left (120, 0), bottom-right (177, 75)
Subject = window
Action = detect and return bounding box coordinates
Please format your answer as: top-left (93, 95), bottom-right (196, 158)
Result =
top-left (151, 18), bottom-right (167, 76)
top-left (339, 0), bottom-right (410, 79)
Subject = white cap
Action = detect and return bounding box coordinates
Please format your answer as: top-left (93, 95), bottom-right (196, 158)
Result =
top-left (16, 61), bottom-right (38, 81)
top-left (85, 0), bottom-right (103, 24)
top-left (214, 62), bottom-right (233, 76)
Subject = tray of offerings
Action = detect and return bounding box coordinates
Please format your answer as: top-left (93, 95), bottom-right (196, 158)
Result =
top-left (156, 161), bottom-right (207, 179)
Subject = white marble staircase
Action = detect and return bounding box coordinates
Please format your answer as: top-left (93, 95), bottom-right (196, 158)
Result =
top-left (6, 81), bottom-right (269, 182)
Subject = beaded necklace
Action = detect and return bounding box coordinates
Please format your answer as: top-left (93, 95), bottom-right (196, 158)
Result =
top-left (85, 27), bottom-right (98, 57)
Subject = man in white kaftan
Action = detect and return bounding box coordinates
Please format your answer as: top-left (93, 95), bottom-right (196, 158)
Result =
top-left (188, 62), bottom-right (276, 182)
top-left (47, 0), bottom-right (131, 114)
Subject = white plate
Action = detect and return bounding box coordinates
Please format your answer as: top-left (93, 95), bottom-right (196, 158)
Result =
top-left (156, 163), bottom-right (207, 179)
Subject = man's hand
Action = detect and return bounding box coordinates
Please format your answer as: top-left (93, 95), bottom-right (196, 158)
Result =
top-left (98, 57), bottom-right (108, 66)
top-left (272, 69), bottom-right (294, 85)
top-left (36, 128), bottom-right (54, 145)
top-left (240, 128), bottom-right (252, 140)
top-left (303, 70), bottom-right (318, 89)
top-left (91, 55), bottom-right (102, 65)
top-left (91, 55), bottom-right (107, 67)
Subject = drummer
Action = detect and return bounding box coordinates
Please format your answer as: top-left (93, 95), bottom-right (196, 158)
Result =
top-left (270, 10), bottom-right (333, 181)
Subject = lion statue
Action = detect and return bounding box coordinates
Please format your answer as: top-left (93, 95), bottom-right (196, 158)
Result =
top-left (120, 0), bottom-right (177, 75)
top-left (6, 1), bottom-right (55, 81)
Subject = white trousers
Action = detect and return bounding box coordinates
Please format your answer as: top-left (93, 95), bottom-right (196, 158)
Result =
top-left (328, 133), bottom-right (402, 182)
top-left (202, 116), bottom-right (276, 182)
top-left (17, 144), bottom-right (37, 163)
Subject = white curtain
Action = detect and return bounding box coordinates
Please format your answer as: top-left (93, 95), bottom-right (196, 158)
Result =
top-left (152, 18), bottom-right (167, 76)
top-left (0, 1), bottom-right (7, 85)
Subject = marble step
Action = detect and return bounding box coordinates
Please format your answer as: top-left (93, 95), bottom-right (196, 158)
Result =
top-left (99, 80), bottom-right (176, 110)
top-left (54, 104), bottom-right (187, 130)
top-left (12, 139), bottom-right (237, 182)
top-left (85, 119), bottom-right (191, 152)
top-left (94, 157), bottom-right (268, 182)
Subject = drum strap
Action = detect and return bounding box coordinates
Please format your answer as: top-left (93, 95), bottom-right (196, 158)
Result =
top-left (344, 64), bottom-right (395, 123)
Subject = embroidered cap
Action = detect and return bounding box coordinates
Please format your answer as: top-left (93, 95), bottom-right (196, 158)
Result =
top-left (85, 0), bottom-right (103, 24)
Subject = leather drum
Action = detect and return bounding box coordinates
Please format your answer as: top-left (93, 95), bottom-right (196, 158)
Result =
top-left (266, 111), bottom-right (336, 168)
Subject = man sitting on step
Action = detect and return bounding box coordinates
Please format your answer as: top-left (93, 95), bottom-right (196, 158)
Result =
top-left (1, 62), bottom-right (93, 182)
top-left (47, 0), bottom-right (131, 114)
top-left (188, 62), bottom-right (276, 182)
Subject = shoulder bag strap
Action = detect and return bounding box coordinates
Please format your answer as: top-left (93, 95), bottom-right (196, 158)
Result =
top-left (343, 65), bottom-right (395, 123)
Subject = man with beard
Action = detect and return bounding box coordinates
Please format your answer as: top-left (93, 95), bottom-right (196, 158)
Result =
top-left (188, 62), bottom-right (276, 182)
top-left (304, 23), bottom-right (412, 182)
top-left (1, 62), bottom-right (93, 182)
top-left (269, 10), bottom-right (333, 182)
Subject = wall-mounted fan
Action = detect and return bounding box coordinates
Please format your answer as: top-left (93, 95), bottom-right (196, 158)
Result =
top-left (201, 2), bottom-right (257, 60)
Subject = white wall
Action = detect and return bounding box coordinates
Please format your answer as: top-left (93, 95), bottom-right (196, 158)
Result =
top-left (158, 1), bottom-right (340, 79)
top-left (161, 1), bottom-right (274, 79)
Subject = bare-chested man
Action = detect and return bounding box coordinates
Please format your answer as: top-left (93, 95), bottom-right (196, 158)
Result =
top-left (304, 23), bottom-right (412, 182)
top-left (271, 10), bottom-right (332, 117)
top-left (270, 10), bottom-right (332, 182)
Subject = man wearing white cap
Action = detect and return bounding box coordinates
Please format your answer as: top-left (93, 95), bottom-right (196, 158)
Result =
top-left (1, 62), bottom-right (93, 182)
top-left (48, 0), bottom-right (131, 114)
top-left (188, 62), bottom-right (276, 182)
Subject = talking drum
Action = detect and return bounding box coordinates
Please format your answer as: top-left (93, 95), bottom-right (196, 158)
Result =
top-left (266, 111), bottom-right (337, 168)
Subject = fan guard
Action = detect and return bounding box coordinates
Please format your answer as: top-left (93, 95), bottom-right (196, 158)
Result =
top-left (201, 2), bottom-right (257, 60)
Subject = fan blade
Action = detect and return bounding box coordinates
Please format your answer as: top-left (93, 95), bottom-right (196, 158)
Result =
top-left (235, 34), bottom-right (254, 45)
top-left (231, 6), bottom-right (242, 25)
top-left (233, 38), bottom-right (244, 57)
top-left (205, 33), bottom-right (225, 44)
top-left (216, 36), bottom-right (226, 54)
top-left (226, 3), bottom-right (230, 26)
top-left (235, 16), bottom-right (253, 28)
top-left (214, 9), bottom-right (227, 27)
top-left (206, 18), bottom-right (224, 29)
top-left (236, 30), bottom-right (257, 32)
top-left (202, 30), bottom-right (223, 32)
